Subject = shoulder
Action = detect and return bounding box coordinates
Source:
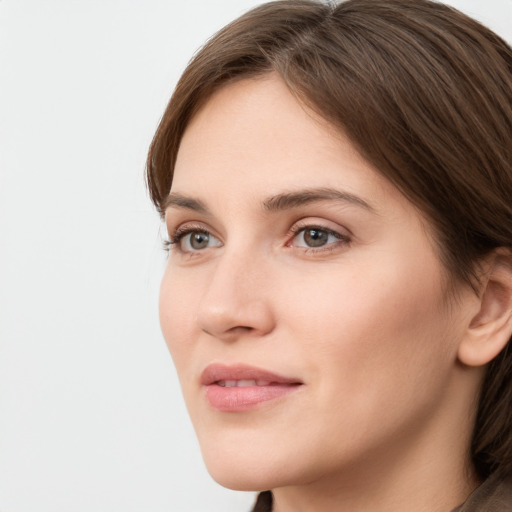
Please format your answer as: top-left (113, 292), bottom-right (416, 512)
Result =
top-left (452, 472), bottom-right (512, 511)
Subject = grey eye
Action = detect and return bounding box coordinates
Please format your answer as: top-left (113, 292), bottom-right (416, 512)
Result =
top-left (303, 229), bottom-right (329, 247)
top-left (179, 230), bottom-right (222, 252)
top-left (291, 225), bottom-right (349, 251)
top-left (189, 232), bottom-right (210, 250)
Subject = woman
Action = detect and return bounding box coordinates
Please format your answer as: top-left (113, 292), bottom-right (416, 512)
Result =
top-left (147, 1), bottom-right (512, 510)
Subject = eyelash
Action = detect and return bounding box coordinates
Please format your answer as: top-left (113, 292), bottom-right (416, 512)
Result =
top-left (163, 224), bottom-right (207, 252)
top-left (287, 223), bottom-right (351, 253)
top-left (163, 222), bottom-right (351, 254)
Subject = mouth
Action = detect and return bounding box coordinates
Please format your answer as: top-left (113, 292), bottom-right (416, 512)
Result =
top-left (201, 364), bottom-right (303, 412)
top-left (216, 379), bottom-right (282, 387)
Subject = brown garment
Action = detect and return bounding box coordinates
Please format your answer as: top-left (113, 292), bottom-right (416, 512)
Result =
top-left (451, 472), bottom-right (512, 511)
top-left (251, 474), bottom-right (512, 511)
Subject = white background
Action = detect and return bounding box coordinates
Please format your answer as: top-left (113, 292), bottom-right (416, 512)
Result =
top-left (0, 1), bottom-right (510, 511)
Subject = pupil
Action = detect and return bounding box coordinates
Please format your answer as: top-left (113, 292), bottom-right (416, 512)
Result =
top-left (304, 229), bottom-right (328, 247)
top-left (191, 232), bottom-right (209, 249)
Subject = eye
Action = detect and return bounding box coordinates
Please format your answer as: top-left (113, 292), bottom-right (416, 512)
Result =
top-left (170, 227), bottom-right (222, 253)
top-left (290, 225), bottom-right (350, 250)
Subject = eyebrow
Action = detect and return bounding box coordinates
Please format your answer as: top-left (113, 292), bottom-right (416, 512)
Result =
top-left (163, 187), bottom-right (376, 215)
top-left (262, 187), bottom-right (376, 213)
top-left (163, 193), bottom-right (209, 214)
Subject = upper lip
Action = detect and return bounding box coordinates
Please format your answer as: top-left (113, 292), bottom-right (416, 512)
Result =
top-left (200, 363), bottom-right (303, 386)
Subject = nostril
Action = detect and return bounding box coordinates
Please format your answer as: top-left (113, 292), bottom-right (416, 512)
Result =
top-left (196, 287), bottom-right (275, 340)
top-left (200, 323), bottom-right (266, 343)
top-left (231, 326), bottom-right (254, 332)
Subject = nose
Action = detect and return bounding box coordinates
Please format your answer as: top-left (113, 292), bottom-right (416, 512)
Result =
top-left (196, 248), bottom-right (276, 342)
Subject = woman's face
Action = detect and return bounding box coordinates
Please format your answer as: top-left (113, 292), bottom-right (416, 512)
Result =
top-left (160, 76), bottom-right (475, 491)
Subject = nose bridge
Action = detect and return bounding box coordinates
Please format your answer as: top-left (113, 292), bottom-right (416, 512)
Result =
top-left (196, 240), bottom-right (274, 339)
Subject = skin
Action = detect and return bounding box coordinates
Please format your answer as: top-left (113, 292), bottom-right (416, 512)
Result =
top-left (159, 75), bottom-right (487, 512)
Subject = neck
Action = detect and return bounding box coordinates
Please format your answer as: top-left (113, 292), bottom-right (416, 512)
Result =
top-left (272, 456), bottom-right (479, 512)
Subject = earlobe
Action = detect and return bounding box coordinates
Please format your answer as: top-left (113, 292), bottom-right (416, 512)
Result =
top-left (458, 249), bottom-right (512, 367)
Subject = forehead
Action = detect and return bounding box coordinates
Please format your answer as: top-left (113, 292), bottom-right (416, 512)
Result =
top-left (171, 75), bottom-right (419, 226)
top-left (174, 77), bottom-right (377, 191)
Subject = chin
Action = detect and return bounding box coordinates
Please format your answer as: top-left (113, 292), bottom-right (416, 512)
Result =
top-left (199, 439), bottom-right (302, 491)
top-left (208, 470), bottom-right (270, 492)
top-left (200, 446), bottom-right (276, 491)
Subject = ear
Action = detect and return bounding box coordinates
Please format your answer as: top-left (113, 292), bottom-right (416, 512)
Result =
top-left (458, 249), bottom-right (512, 367)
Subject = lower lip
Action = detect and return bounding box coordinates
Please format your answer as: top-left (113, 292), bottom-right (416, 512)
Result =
top-left (205, 384), bottom-right (301, 412)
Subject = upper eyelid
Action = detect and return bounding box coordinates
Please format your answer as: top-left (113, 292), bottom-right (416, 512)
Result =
top-left (290, 217), bottom-right (353, 237)
top-left (288, 224), bottom-right (351, 246)
top-left (168, 223), bottom-right (214, 243)
top-left (166, 219), bottom-right (213, 235)
top-left (291, 224), bottom-right (347, 237)
top-left (166, 217), bottom-right (351, 237)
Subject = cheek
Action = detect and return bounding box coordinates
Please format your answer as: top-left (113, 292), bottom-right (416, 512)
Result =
top-left (277, 250), bottom-right (457, 412)
top-left (159, 267), bottom-right (198, 372)
top-left (247, 255), bottom-right (458, 478)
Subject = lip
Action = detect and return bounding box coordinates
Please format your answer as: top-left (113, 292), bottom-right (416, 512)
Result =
top-left (201, 363), bottom-right (303, 412)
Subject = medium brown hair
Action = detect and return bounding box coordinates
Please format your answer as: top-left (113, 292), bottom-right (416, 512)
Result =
top-left (146, 0), bottom-right (512, 479)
